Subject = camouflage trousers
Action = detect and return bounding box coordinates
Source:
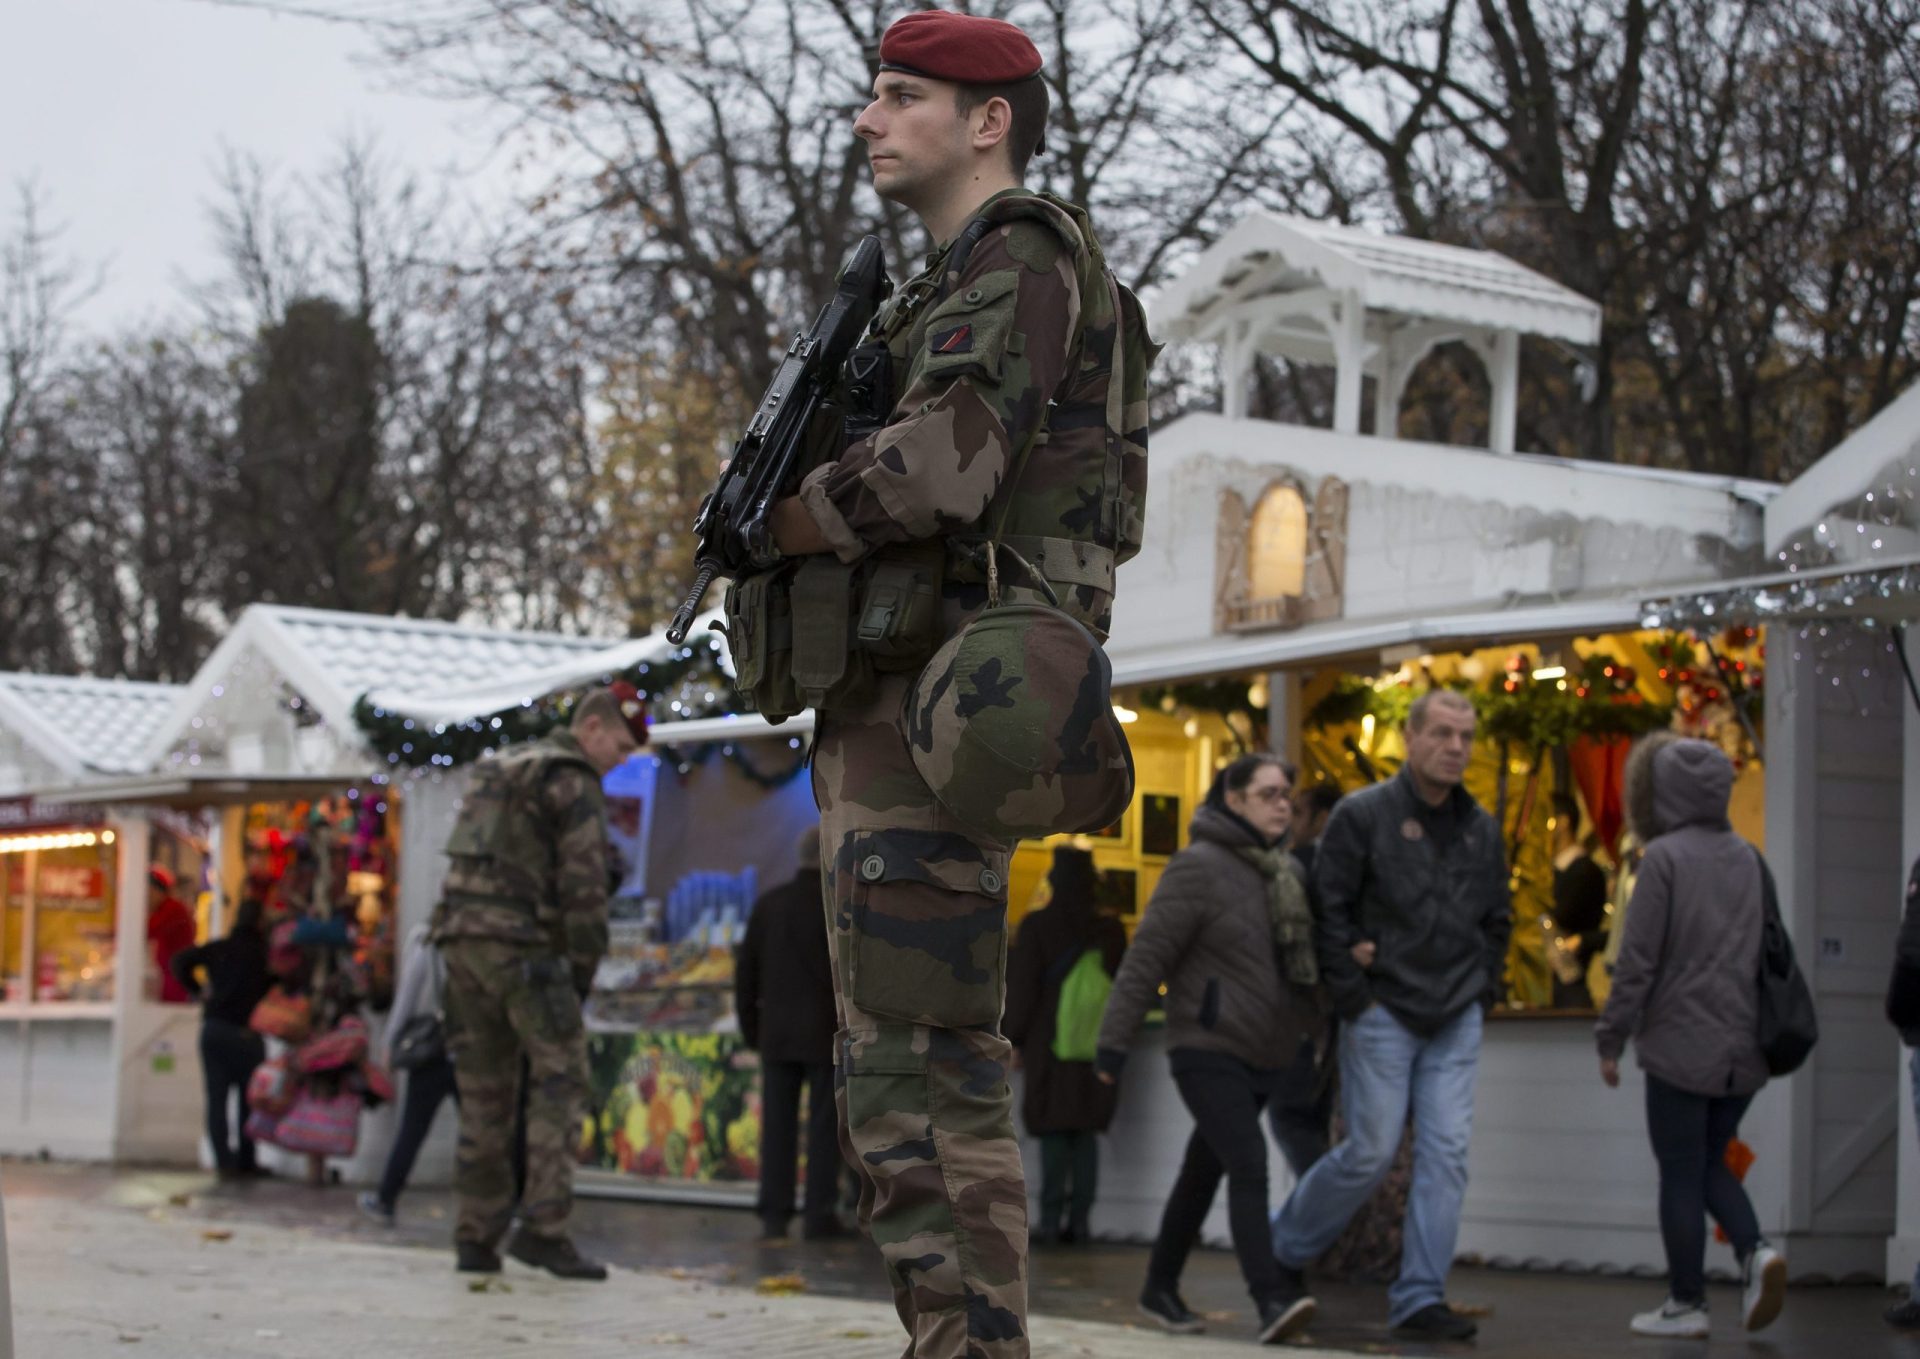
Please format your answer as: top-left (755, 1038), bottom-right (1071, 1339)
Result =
top-left (442, 938), bottom-right (588, 1247)
top-left (814, 670), bottom-right (1029, 1359)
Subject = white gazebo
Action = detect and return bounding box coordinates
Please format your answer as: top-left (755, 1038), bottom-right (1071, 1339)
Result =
top-left (1152, 211), bottom-right (1603, 451)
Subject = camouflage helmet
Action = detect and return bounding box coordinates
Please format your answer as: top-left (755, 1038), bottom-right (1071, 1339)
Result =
top-left (903, 604), bottom-right (1135, 844)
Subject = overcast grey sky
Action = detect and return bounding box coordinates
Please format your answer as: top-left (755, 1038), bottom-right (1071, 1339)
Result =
top-left (2, 0), bottom-right (511, 332)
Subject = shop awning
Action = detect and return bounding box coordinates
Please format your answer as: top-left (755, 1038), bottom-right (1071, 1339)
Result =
top-left (359, 611), bottom-right (728, 730)
top-left (646, 711), bottom-right (815, 744)
top-left (1109, 594), bottom-right (1648, 686)
top-left (29, 773), bottom-right (366, 809)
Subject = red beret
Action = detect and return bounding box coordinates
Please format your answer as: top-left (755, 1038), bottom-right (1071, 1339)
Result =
top-left (609, 681), bottom-right (650, 745)
top-left (879, 11), bottom-right (1044, 85)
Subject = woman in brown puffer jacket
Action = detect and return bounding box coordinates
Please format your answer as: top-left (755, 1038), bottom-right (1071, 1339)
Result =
top-left (1596, 732), bottom-right (1786, 1340)
top-left (1096, 753), bottom-right (1324, 1343)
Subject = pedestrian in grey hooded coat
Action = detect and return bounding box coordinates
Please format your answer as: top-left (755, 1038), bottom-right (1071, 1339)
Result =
top-left (1595, 732), bottom-right (1785, 1339)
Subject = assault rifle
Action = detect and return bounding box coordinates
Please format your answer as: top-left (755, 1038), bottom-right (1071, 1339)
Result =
top-left (665, 237), bottom-right (890, 644)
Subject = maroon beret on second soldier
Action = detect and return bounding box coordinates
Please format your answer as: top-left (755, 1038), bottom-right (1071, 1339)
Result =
top-left (608, 680), bottom-right (650, 745)
top-left (878, 11), bottom-right (1044, 84)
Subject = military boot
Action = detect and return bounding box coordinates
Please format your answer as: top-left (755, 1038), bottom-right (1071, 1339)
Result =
top-left (506, 1228), bottom-right (608, 1281)
top-left (455, 1241), bottom-right (502, 1273)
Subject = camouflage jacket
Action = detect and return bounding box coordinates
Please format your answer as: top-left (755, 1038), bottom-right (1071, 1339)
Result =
top-left (797, 189), bottom-right (1157, 640)
top-left (434, 729), bottom-right (610, 985)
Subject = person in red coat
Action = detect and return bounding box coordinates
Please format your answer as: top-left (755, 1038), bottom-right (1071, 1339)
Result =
top-left (146, 866), bottom-right (197, 1004)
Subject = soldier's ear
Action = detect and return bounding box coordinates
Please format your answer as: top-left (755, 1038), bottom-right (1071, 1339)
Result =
top-left (969, 95), bottom-right (1013, 153)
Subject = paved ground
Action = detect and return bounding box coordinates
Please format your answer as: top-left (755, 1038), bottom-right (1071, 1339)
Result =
top-left (3, 1160), bottom-right (1912, 1357)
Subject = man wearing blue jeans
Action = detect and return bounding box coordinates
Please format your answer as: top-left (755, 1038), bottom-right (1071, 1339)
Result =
top-left (1269, 690), bottom-right (1511, 1341)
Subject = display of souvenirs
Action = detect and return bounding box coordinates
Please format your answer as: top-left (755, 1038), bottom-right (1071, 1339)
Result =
top-left (586, 931), bottom-right (737, 1034)
top-left (235, 794), bottom-right (399, 1171)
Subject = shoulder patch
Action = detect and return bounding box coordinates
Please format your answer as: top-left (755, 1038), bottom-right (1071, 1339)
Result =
top-left (930, 323), bottom-right (974, 354)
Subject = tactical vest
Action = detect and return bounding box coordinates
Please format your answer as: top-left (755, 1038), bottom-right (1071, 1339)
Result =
top-left (726, 191), bottom-right (1158, 719)
top-left (436, 734), bottom-right (597, 936)
top-left (873, 190), bottom-right (1156, 594)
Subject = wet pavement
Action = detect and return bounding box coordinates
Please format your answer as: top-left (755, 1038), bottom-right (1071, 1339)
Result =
top-left (3, 1158), bottom-right (1912, 1356)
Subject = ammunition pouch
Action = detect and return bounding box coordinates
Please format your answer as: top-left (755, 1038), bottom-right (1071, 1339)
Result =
top-left (720, 565), bottom-right (803, 722)
top-left (722, 541), bottom-right (947, 719)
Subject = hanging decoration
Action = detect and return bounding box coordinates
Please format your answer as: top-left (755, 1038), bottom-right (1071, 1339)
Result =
top-left (352, 637), bottom-right (809, 788)
top-left (1140, 677), bottom-right (1271, 753)
top-left (1476, 651), bottom-right (1672, 749)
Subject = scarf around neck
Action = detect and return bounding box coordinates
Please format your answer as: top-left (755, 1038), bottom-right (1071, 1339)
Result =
top-left (1236, 841), bottom-right (1319, 987)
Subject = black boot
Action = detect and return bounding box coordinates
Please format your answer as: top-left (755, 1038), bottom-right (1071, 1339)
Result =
top-left (456, 1241), bottom-right (502, 1273)
top-left (506, 1229), bottom-right (608, 1281)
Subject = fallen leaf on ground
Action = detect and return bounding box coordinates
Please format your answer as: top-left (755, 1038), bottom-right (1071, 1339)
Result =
top-left (467, 1277), bottom-right (511, 1294)
top-left (755, 1273), bottom-right (808, 1296)
top-left (1204, 1310), bottom-right (1235, 1322)
top-left (167, 1193), bottom-right (192, 1207)
top-left (666, 1267), bottom-right (693, 1280)
top-left (201, 1229), bottom-right (233, 1242)
top-left (835, 1330), bottom-right (874, 1339)
top-left (1450, 1302), bottom-right (1493, 1318)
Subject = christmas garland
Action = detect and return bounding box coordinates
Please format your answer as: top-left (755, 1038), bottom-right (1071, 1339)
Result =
top-left (351, 636), bottom-right (809, 787)
top-left (1305, 653), bottom-right (1674, 748)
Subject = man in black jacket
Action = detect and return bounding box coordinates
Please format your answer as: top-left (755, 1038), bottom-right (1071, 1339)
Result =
top-left (1269, 690), bottom-right (1511, 1342)
top-left (735, 825), bottom-right (848, 1240)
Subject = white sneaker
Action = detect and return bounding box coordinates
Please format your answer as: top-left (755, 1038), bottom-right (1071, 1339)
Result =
top-left (1630, 1298), bottom-right (1710, 1338)
top-left (1742, 1242), bottom-right (1787, 1331)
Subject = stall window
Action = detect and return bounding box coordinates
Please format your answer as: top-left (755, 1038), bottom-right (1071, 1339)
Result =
top-left (2, 853), bottom-right (26, 1002)
top-left (0, 829), bottom-right (117, 1005)
top-left (1248, 485), bottom-right (1308, 600)
top-left (32, 834), bottom-right (118, 1002)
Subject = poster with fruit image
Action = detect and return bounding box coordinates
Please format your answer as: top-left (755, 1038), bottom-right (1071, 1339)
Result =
top-left (581, 1029), bottom-right (761, 1183)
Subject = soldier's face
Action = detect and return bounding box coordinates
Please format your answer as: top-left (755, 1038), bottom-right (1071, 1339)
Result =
top-left (855, 74), bottom-right (973, 208)
top-left (577, 716), bottom-right (640, 776)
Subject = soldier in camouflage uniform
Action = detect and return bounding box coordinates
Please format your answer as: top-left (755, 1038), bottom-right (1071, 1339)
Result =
top-left (766, 12), bottom-right (1156, 1356)
top-left (433, 686), bottom-right (644, 1280)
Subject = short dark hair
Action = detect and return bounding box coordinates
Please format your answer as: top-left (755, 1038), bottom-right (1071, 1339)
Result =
top-left (1204, 753), bottom-right (1294, 810)
top-left (571, 688), bottom-right (624, 732)
top-left (953, 75), bottom-right (1048, 177)
top-left (1550, 792), bottom-right (1581, 830)
top-left (1407, 689), bottom-right (1475, 733)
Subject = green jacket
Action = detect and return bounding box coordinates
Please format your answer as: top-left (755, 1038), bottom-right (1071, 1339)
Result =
top-left (796, 189), bottom-right (1157, 641)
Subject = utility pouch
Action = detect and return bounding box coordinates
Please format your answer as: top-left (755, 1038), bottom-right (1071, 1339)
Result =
top-left (854, 541), bottom-right (946, 671)
top-left (719, 565), bottom-right (803, 722)
top-left (790, 556), bottom-right (875, 711)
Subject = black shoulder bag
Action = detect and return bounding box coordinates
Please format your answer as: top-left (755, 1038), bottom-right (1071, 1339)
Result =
top-left (1753, 849), bottom-right (1818, 1076)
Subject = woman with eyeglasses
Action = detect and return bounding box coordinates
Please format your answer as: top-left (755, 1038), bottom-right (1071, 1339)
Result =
top-left (1096, 753), bottom-right (1325, 1345)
